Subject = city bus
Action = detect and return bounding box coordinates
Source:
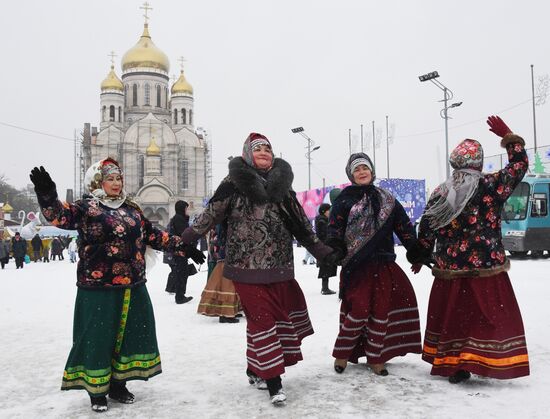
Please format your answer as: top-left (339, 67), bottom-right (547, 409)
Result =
top-left (502, 174), bottom-right (550, 258)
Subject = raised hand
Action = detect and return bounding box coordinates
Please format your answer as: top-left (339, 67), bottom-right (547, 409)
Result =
top-left (29, 166), bottom-right (55, 193)
top-left (487, 115), bottom-right (512, 138)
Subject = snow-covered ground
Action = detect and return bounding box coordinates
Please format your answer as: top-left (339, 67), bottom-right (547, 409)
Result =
top-left (1, 247), bottom-right (549, 418)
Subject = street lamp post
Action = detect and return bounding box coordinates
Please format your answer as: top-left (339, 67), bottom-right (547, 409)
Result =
top-left (419, 71), bottom-right (462, 179)
top-left (292, 127), bottom-right (320, 190)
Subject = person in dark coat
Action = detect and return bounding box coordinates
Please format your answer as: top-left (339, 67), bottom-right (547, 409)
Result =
top-left (51, 236), bottom-right (63, 260)
top-left (164, 200), bottom-right (193, 304)
top-left (315, 203), bottom-right (336, 295)
top-left (31, 233), bottom-right (43, 262)
top-left (11, 232), bottom-right (27, 269)
top-left (179, 133), bottom-right (343, 405)
top-left (30, 159), bottom-right (204, 413)
top-left (328, 152), bottom-right (422, 376)
top-left (407, 115), bottom-right (530, 383)
top-left (0, 239), bottom-right (10, 269)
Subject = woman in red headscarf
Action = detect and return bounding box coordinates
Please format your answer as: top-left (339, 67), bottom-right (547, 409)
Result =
top-left (181, 133), bottom-right (343, 405)
top-left (408, 116), bottom-right (530, 383)
top-left (30, 158), bottom-right (204, 412)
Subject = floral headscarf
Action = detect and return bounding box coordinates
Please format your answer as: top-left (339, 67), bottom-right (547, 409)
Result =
top-left (423, 139), bottom-right (484, 229)
top-left (83, 158), bottom-right (129, 209)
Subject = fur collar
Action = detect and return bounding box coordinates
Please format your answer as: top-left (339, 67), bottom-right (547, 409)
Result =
top-left (228, 157), bottom-right (294, 204)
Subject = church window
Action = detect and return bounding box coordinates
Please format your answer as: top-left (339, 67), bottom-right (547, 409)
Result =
top-left (180, 158), bottom-right (189, 190)
top-left (165, 87), bottom-right (168, 108)
top-left (182, 109), bottom-right (186, 125)
top-left (144, 84), bottom-right (150, 106)
top-left (102, 105), bottom-right (106, 122)
top-left (174, 109), bottom-right (178, 124)
top-left (132, 84), bottom-right (138, 106)
top-left (138, 155), bottom-right (144, 188)
top-left (156, 85), bottom-right (161, 107)
top-left (124, 85), bottom-right (128, 106)
top-left (109, 105), bottom-right (115, 121)
top-left (118, 106), bottom-right (122, 122)
top-left (189, 110), bottom-right (193, 125)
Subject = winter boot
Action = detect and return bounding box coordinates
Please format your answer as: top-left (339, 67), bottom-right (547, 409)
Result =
top-left (246, 369), bottom-right (268, 390)
top-left (175, 296), bottom-right (193, 304)
top-left (108, 381), bottom-right (135, 404)
top-left (90, 395), bottom-right (108, 412)
top-left (448, 369), bottom-right (471, 384)
top-left (334, 358), bottom-right (347, 374)
top-left (321, 278), bottom-right (336, 295)
top-left (266, 376), bottom-right (286, 405)
top-left (368, 363), bottom-right (389, 376)
top-left (219, 316), bottom-right (240, 323)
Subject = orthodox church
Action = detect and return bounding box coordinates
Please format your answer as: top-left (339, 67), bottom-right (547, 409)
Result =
top-left (81, 6), bottom-right (210, 227)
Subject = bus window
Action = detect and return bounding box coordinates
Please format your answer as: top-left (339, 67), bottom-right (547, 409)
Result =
top-left (531, 193), bottom-right (548, 217)
top-left (502, 182), bottom-right (529, 220)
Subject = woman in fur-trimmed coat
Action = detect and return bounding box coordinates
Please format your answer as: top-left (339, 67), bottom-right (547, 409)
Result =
top-left (408, 116), bottom-right (530, 384)
top-left (181, 133), bottom-right (342, 405)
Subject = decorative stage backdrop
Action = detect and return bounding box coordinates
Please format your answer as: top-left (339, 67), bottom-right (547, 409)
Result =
top-left (296, 178), bottom-right (427, 225)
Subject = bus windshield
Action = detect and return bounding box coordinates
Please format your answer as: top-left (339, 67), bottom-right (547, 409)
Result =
top-left (502, 182), bottom-right (530, 221)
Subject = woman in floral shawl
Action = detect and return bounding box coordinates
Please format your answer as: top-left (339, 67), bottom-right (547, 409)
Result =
top-left (328, 152), bottom-right (422, 376)
top-left (408, 115), bottom-right (530, 383)
top-left (30, 158), bottom-right (203, 412)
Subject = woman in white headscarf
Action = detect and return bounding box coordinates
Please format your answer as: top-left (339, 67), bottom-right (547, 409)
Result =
top-left (30, 158), bottom-right (204, 412)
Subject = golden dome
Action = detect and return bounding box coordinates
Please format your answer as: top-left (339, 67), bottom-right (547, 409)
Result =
top-left (146, 137), bottom-right (161, 156)
top-left (100, 65), bottom-right (124, 91)
top-left (171, 70), bottom-right (193, 95)
top-left (121, 24), bottom-right (170, 72)
top-left (2, 202), bottom-right (13, 213)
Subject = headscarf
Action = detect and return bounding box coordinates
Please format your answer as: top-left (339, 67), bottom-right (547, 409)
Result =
top-left (345, 152), bottom-right (375, 184)
top-left (241, 132), bottom-right (274, 169)
top-left (423, 139), bottom-right (484, 229)
top-left (83, 158), bottom-right (129, 209)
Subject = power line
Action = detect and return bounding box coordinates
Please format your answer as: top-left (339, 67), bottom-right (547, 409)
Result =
top-left (0, 121), bottom-right (76, 143)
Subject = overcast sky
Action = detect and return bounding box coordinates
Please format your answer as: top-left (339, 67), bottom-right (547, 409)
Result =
top-left (1, 0), bottom-right (549, 198)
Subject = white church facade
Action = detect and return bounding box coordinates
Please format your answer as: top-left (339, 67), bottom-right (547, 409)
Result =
top-left (81, 7), bottom-right (210, 227)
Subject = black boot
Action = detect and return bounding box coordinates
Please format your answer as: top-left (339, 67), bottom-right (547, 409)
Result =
top-left (108, 381), bottom-right (135, 404)
top-left (448, 369), bottom-right (471, 384)
top-left (90, 395), bottom-right (108, 412)
top-left (321, 278), bottom-right (336, 295)
top-left (266, 376), bottom-right (286, 405)
top-left (219, 316), bottom-right (239, 323)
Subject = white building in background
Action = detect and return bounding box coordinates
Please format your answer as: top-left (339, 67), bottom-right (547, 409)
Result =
top-left (81, 9), bottom-right (211, 227)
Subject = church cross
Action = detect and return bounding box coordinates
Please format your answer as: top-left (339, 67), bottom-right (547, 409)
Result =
top-left (140, 1), bottom-right (153, 23)
top-left (108, 51), bottom-right (117, 66)
top-left (178, 56), bottom-right (186, 72)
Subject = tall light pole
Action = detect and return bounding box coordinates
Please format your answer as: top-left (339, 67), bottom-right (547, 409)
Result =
top-left (531, 64), bottom-right (538, 152)
top-left (419, 71), bottom-right (462, 179)
top-left (385, 115), bottom-right (390, 179)
top-left (292, 127), bottom-right (320, 190)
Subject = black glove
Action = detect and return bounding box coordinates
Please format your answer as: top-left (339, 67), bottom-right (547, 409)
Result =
top-left (406, 241), bottom-right (433, 266)
top-left (29, 166), bottom-right (55, 193)
top-left (185, 245), bottom-right (206, 265)
top-left (323, 247), bottom-right (346, 266)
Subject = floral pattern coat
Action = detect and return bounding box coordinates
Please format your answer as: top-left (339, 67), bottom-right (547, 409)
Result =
top-left (418, 134), bottom-right (528, 274)
top-left (37, 188), bottom-right (186, 289)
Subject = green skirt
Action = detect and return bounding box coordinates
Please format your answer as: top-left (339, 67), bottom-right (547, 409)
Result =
top-left (62, 285), bottom-right (162, 396)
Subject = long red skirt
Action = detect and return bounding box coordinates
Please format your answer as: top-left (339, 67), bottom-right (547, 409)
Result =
top-left (332, 261), bottom-right (422, 364)
top-left (422, 272), bottom-right (529, 379)
top-left (233, 279), bottom-right (314, 380)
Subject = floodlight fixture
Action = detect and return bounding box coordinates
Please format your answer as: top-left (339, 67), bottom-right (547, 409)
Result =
top-left (418, 71), bottom-right (440, 82)
top-left (291, 127), bottom-right (304, 133)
